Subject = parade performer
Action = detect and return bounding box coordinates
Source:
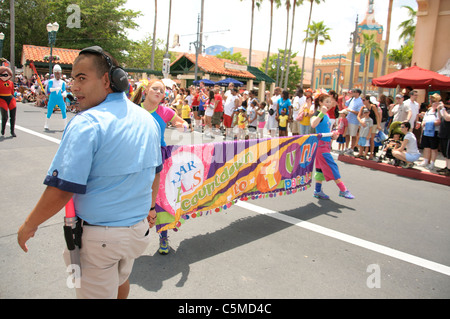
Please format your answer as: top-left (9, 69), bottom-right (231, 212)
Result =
top-left (310, 93), bottom-right (354, 200)
top-left (45, 64), bottom-right (67, 130)
top-left (137, 79), bottom-right (188, 255)
top-left (0, 65), bottom-right (17, 137)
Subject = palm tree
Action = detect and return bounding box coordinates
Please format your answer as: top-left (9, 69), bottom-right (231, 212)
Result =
top-left (359, 33), bottom-right (382, 95)
top-left (398, 5), bottom-right (416, 44)
top-left (300, 0), bottom-right (325, 89)
top-left (150, 0), bottom-right (157, 69)
top-left (304, 21), bottom-right (331, 90)
top-left (240, 0), bottom-right (263, 66)
top-left (165, 0), bottom-right (172, 54)
top-left (378, 0), bottom-right (392, 95)
top-left (264, 0), bottom-right (282, 75)
top-left (389, 42), bottom-right (413, 70)
top-left (283, 0), bottom-right (303, 90)
top-left (279, 0), bottom-right (291, 88)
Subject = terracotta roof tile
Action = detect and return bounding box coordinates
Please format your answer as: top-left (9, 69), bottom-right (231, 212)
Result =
top-left (21, 44), bottom-right (80, 65)
top-left (173, 53), bottom-right (255, 79)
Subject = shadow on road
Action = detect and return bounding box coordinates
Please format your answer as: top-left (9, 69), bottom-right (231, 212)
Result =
top-left (130, 199), bottom-right (354, 292)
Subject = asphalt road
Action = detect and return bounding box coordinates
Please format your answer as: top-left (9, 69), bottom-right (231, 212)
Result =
top-left (1, 102), bottom-right (449, 299)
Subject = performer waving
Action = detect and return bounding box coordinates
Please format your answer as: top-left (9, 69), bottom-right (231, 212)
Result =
top-left (0, 66), bottom-right (17, 137)
top-left (45, 64), bottom-right (67, 130)
top-left (311, 93), bottom-right (354, 200)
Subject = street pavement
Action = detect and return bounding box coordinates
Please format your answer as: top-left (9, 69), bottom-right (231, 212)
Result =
top-left (1, 102), bottom-right (449, 299)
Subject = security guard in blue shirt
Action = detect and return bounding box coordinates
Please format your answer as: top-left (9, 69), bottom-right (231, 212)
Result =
top-left (18, 46), bottom-right (161, 299)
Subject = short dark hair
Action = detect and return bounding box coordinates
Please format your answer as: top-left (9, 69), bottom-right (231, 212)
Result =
top-left (74, 50), bottom-right (118, 79)
top-left (401, 121), bottom-right (411, 129)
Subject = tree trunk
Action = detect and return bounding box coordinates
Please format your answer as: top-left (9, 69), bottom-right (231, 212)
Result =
top-left (300, 0), bottom-right (314, 88)
top-left (284, 0), bottom-right (297, 90)
top-left (249, 0), bottom-right (255, 67)
top-left (165, 0), bottom-right (172, 54)
top-left (378, 0), bottom-right (393, 95)
top-left (151, 0), bottom-right (157, 69)
top-left (280, 3), bottom-right (290, 89)
top-left (363, 53), bottom-right (369, 96)
top-left (264, 0), bottom-right (274, 75)
top-left (10, 0), bottom-right (15, 79)
top-left (310, 40), bottom-right (317, 90)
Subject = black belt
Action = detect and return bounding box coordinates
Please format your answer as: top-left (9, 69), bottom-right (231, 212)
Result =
top-left (81, 219), bottom-right (94, 226)
top-left (81, 219), bottom-right (143, 228)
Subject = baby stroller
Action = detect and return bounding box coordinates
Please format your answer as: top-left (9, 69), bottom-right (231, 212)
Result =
top-left (377, 121), bottom-right (405, 166)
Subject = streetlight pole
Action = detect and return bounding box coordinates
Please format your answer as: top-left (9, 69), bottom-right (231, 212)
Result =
top-left (267, 52), bottom-right (281, 86)
top-left (271, 52), bottom-right (283, 87)
top-left (46, 22), bottom-right (59, 76)
top-left (336, 54), bottom-right (342, 93)
top-left (348, 15), bottom-right (361, 90)
top-left (189, 14), bottom-right (205, 82)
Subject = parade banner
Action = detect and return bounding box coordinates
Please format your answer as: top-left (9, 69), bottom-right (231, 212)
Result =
top-left (156, 135), bottom-right (319, 232)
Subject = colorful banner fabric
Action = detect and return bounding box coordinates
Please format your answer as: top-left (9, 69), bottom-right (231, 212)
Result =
top-left (156, 135), bottom-right (319, 232)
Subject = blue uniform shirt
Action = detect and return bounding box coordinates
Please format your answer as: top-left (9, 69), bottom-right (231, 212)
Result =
top-left (44, 92), bottom-right (162, 226)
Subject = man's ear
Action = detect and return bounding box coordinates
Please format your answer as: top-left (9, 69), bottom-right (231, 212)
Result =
top-left (102, 72), bottom-right (113, 92)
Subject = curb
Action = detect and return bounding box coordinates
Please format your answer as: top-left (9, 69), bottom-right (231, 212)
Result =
top-left (338, 154), bottom-right (450, 186)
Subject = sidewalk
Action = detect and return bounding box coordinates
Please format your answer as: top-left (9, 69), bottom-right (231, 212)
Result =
top-left (335, 149), bottom-right (450, 186)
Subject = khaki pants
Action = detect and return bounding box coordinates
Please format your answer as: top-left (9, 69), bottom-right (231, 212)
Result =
top-left (64, 219), bottom-right (150, 299)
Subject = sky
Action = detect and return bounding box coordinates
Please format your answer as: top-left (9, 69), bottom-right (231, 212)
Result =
top-left (124, 0), bottom-right (417, 63)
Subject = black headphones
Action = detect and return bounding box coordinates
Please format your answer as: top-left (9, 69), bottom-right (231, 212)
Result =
top-left (79, 46), bottom-right (129, 93)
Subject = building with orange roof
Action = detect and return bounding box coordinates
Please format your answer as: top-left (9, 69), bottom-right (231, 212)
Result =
top-left (170, 52), bottom-right (255, 82)
top-left (20, 44), bottom-right (163, 80)
top-left (20, 44), bottom-right (274, 98)
top-left (21, 44), bottom-right (81, 77)
top-left (169, 52), bottom-right (275, 100)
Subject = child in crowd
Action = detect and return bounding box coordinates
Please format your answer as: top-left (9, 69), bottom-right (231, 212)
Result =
top-left (257, 101), bottom-right (267, 138)
top-left (181, 99), bottom-right (192, 132)
top-left (247, 99), bottom-right (258, 140)
top-left (381, 132), bottom-right (402, 164)
top-left (231, 107), bottom-right (240, 140)
top-left (237, 106), bottom-right (248, 140)
top-left (277, 108), bottom-right (289, 137)
top-left (336, 109), bottom-right (348, 153)
top-left (356, 107), bottom-right (373, 158)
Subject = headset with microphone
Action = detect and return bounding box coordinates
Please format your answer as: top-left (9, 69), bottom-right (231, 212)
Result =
top-left (79, 46), bottom-right (129, 93)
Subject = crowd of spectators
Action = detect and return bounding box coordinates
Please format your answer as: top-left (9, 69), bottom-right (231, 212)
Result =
top-left (13, 71), bottom-right (450, 175)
